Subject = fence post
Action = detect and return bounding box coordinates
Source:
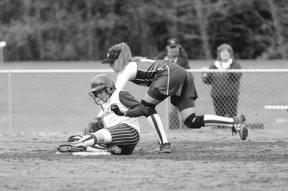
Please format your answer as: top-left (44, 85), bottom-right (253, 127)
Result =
top-left (8, 72), bottom-right (12, 132)
top-left (0, 41), bottom-right (7, 64)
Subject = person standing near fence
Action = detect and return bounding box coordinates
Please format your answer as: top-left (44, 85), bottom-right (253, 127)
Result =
top-left (155, 38), bottom-right (190, 129)
top-left (155, 38), bottom-right (190, 69)
top-left (202, 43), bottom-right (242, 121)
top-left (101, 42), bottom-right (248, 151)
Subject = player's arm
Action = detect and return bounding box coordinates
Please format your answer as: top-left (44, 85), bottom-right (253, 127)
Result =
top-left (111, 91), bottom-right (149, 117)
top-left (115, 61), bottom-right (137, 90)
top-left (97, 110), bottom-right (104, 118)
top-left (201, 66), bottom-right (212, 84)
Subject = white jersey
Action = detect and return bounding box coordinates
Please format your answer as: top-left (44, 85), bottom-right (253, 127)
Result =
top-left (98, 90), bottom-right (140, 133)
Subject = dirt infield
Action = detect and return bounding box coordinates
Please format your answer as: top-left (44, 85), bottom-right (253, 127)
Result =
top-left (1, 127), bottom-right (288, 191)
top-left (1, 61), bottom-right (288, 191)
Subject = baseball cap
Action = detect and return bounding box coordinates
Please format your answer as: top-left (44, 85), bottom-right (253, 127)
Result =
top-left (102, 44), bottom-right (122, 64)
top-left (167, 38), bottom-right (179, 48)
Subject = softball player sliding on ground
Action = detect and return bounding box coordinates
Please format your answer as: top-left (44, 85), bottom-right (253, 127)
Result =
top-left (101, 42), bottom-right (248, 152)
top-left (58, 74), bottom-right (149, 155)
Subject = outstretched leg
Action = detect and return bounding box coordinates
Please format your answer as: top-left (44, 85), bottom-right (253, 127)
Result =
top-left (74, 124), bottom-right (139, 154)
top-left (178, 98), bottom-right (248, 140)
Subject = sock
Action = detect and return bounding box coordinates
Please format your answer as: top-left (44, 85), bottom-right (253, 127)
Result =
top-left (147, 114), bottom-right (169, 144)
top-left (77, 134), bottom-right (96, 147)
top-left (204, 114), bottom-right (234, 127)
top-left (92, 129), bottom-right (112, 144)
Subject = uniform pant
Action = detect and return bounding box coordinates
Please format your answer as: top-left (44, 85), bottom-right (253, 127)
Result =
top-left (106, 123), bottom-right (140, 155)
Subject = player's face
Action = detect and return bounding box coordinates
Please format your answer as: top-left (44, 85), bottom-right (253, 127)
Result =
top-left (167, 45), bottom-right (180, 57)
top-left (219, 49), bottom-right (231, 61)
top-left (89, 89), bottom-right (110, 105)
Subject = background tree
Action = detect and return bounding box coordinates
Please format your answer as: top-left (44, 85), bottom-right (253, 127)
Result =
top-left (0, 0), bottom-right (287, 61)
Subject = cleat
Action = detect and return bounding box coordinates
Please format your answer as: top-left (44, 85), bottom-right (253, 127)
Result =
top-left (232, 114), bottom-right (248, 140)
top-left (159, 143), bottom-right (171, 153)
top-left (239, 124), bottom-right (248, 140)
top-left (57, 144), bottom-right (87, 153)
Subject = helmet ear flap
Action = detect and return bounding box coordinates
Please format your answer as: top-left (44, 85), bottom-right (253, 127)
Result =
top-left (107, 86), bottom-right (115, 95)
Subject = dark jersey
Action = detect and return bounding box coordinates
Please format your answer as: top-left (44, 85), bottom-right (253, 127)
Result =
top-left (202, 60), bottom-right (242, 97)
top-left (130, 58), bottom-right (197, 100)
top-left (132, 58), bottom-right (171, 87)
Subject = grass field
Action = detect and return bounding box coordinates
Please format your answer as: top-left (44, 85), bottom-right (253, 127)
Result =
top-left (0, 60), bottom-right (288, 191)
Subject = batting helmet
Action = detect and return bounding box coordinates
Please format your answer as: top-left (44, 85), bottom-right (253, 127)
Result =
top-left (90, 74), bottom-right (115, 93)
top-left (89, 74), bottom-right (116, 104)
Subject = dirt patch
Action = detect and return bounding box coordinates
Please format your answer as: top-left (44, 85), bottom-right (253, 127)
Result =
top-left (0, 128), bottom-right (288, 191)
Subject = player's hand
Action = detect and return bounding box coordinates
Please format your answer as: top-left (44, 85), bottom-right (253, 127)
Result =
top-left (111, 104), bottom-right (125, 116)
top-left (200, 67), bottom-right (209, 77)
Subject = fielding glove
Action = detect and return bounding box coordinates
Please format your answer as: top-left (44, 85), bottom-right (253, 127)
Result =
top-left (83, 117), bottom-right (104, 135)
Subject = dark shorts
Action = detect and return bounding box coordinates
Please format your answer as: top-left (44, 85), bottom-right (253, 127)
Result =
top-left (106, 123), bottom-right (140, 155)
top-left (148, 64), bottom-right (198, 108)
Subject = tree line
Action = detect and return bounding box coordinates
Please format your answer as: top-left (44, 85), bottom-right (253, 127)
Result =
top-left (0, 0), bottom-right (287, 61)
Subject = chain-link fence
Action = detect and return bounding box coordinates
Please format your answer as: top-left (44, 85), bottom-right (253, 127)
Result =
top-left (169, 69), bottom-right (288, 130)
top-left (0, 69), bottom-right (287, 134)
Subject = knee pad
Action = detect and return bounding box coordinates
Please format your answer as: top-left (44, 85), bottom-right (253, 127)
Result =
top-left (141, 100), bottom-right (157, 116)
top-left (184, 113), bottom-right (204, 129)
